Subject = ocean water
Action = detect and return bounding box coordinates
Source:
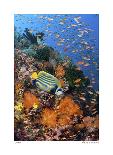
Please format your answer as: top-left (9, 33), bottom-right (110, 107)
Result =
top-left (14, 14), bottom-right (99, 91)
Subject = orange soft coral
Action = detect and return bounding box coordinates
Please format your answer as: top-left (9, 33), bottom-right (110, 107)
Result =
top-left (40, 96), bottom-right (82, 128)
top-left (75, 123), bottom-right (85, 130)
top-left (23, 91), bottom-right (40, 109)
top-left (56, 96), bottom-right (82, 127)
top-left (57, 96), bottom-right (82, 116)
top-left (40, 108), bottom-right (57, 128)
top-left (55, 65), bottom-right (65, 78)
top-left (57, 114), bottom-right (71, 126)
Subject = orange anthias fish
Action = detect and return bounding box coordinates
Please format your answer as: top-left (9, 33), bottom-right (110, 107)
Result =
top-left (83, 63), bottom-right (90, 67)
top-left (79, 96), bottom-right (86, 101)
top-left (74, 78), bottom-right (81, 83)
top-left (77, 61), bottom-right (85, 65)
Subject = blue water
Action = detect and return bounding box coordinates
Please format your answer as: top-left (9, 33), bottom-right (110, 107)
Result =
top-left (14, 14), bottom-right (99, 91)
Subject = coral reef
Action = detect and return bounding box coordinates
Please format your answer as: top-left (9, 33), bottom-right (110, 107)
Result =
top-left (14, 28), bottom-right (99, 141)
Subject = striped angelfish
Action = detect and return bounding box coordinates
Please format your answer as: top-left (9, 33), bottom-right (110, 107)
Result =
top-left (33, 71), bottom-right (63, 95)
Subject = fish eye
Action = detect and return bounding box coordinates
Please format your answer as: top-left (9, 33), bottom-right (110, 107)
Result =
top-left (56, 88), bottom-right (63, 92)
top-left (55, 88), bottom-right (63, 96)
top-left (57, 89), bottom-right (62, 92)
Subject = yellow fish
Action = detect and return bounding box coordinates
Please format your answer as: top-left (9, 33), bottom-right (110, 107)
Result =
top-left (31, 71), bottom-right (63, 95)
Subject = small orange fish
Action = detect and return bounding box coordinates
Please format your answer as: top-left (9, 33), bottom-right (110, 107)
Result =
top-left (83, 57), bottom-right (90, 61)
top-left (87, 85), bottom-right (93, 88)
top-left (71, 24), bottom-right (77, 27)
top-left (92, 98), bottom-right (96, 101)
top-left (92, 81), bottom-right (96, 84)
top-left (79, 96), bottom-right (86, 101)
top-left (84, 63), bottom-right (90, 67)
top-left (91, 101), bottom-right (95, 104)
top-left (55, 34), bottom-right (60, 38)
top-left (61, 30), bottom-right (65, 32)
top-left (59, 21), bottom-right (64, 25)
top-left (88, 91), bottom-right (93, 95)
top-left (77, 61), bottom-right (85, 65)
top-left (74, 16), bottom-right (81, 23)
top-left (75, 84), bottom-right (80, 87)
top-left (76, 67), bottom-right (81, 71)
top-left (57, 42), bottom-right (62, 46)
top-left (74, 78), bottom-right (81, 83)
top-left (72, 50), bottom-right (78, 53)
top-left (48, 18), bottom-right (53, 21)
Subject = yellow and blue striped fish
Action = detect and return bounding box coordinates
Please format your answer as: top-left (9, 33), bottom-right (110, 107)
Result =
top-left (32, 71), bottom-right (63, 95)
